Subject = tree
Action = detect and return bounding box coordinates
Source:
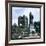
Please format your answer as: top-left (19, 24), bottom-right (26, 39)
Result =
top-left (11, 23), bottom-right (19, 40)
top-left (12, 23), bottom-right (17, 33)
top-left (34, 22), bottom-right (40, 33)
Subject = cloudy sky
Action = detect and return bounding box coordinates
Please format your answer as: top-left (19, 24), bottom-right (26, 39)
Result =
top-left (12, 7), bottom-right (40, 26)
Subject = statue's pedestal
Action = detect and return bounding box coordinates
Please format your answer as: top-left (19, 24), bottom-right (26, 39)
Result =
top-left (29, 24), bottom-right (36, 33)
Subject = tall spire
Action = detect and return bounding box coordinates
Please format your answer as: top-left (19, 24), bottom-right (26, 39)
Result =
top-left (29, 12), bottom-right (33, 24)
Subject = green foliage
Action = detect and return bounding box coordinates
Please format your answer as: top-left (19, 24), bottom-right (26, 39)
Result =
top-left (34, 22), bottom-right (40, 33)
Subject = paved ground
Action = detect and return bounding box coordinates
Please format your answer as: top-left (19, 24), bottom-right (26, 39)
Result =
top-left (18, 33), bottom-right (40, 39)
top-left (23, 35), bottom-right (40, 39)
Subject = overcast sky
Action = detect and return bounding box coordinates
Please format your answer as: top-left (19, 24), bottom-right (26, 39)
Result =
top-left (12, 7), bottom-right (40, 26)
